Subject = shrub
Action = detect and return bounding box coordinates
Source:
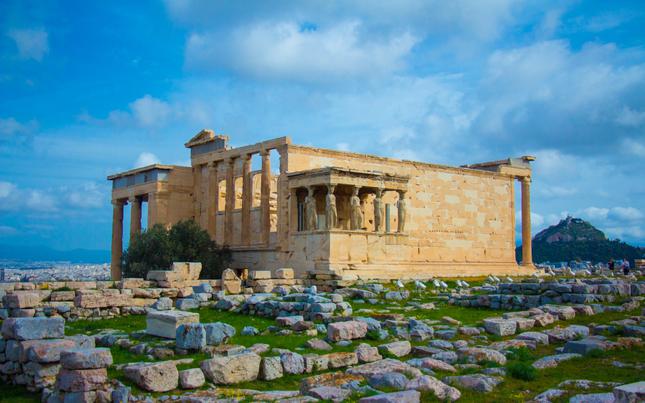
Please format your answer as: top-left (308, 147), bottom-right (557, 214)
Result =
top-left (507, 361), bottom-right (537, 381)
top-left (506, 347), bottom-right (534, 362)
top-left (122, 220), bottom-right (230, 279)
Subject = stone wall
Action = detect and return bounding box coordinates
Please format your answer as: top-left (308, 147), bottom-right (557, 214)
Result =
top-left (282, 145), bottom-right (523, 279)
top-left (450, 279), bottom-right (645, 310)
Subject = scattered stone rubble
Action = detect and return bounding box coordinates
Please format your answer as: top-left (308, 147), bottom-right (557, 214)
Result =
top-left (1, 266), bottom-right (644, 402)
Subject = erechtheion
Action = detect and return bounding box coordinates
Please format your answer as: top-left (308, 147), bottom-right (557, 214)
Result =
top-left (108, 130), bottom-right (536, 280)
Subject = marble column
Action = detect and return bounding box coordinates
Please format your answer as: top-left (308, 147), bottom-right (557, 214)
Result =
top-left (207, 161), bottom-right (219, 239)
top-left (241, 153), bottom-right (253, 245)
top-left (260, 149), bottom-right (271, 245)
top-left (194, 164), bottom-right (205, 225)
top-left (521, 176), bottom-right (533, 266)
top-left (111, 200), bottom-right (124, 281)
top-left (277, 146), bottom-right (289, 248)
top-left (325, 184), bottom-right (337, 230)
top-left (129, 196), bottom-right (141, 240)
top-left (224, 157), bottom-right (236, 246)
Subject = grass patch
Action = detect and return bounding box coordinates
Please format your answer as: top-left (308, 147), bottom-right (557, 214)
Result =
top-left (0, 384), bottom-right (40, 403)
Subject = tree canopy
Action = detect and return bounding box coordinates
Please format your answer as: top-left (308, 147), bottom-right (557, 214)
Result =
top-left (122, 220), bottom-right (230, 279)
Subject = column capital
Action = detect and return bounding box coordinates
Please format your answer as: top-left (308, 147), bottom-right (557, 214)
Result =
top-left (112, 199), bottom-right (124, 207)
top-left (128, 195), bottom-right (138, 203)
top-left (260, 148), bottom-right (270, 157)
top-left (207, 160), bottom-right (218, 169)
top-left (241, 153), bottom-right (253, 162)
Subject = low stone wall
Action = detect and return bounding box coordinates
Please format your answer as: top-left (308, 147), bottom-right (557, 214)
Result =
top-left (0, 317), bottom-right (95, 392)
top-left (450, 279), bottom-right (645, 310)
top-left (0, 267), bottom-right (307, 321)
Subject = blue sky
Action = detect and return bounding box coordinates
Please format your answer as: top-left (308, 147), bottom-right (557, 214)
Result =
top-left (1, 0), bottom-right (644, 254)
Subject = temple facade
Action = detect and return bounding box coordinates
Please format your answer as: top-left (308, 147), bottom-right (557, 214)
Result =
top-left (108, 129), bottom-right (536, 280)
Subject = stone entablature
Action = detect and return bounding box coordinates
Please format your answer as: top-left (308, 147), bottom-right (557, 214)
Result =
top-left (108, 129), bottom-right (537, 280)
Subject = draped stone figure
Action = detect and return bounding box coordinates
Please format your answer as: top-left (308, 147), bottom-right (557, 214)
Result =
top-left (305, 187), bottom-right (318, 231)
top-left (397, 190), bottom-right (407, 232)
top-left (326, 185), bottom-right (337, 230)
top-left (374, 188), bottom-right (385, 232)
top-left (350, 187), bottom-right (363, 230)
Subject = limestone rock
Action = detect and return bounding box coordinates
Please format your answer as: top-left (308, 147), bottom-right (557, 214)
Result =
top-left (179, 368), bottom-right (205, 389)
top-left (308, 386), bottom-right (351, 401)
top-left (457, 348), bottom-right (506, 365)
top-left (281, 351), bottom-right (305, 374)
top-left (260, 356), bottom-right (283, 380)
top-left (146, 310), bottom-right (199, 339)
top-left (326, 352), bottom-right (358, 369)
top-left (347, 358), bottom-right (422, 379)
top-left (25, 339), bottom-right (77, 363)
top-left (483, 317), bottom-right (517, 336)
top-left (443, 374), bottom-right (503, 393)
top-left (378, 341), bottom-right (411, 357)
top-left (204, 322), bottom-right (236, 345)
top-left (1, 317), bottom-right (64, 340)
top-left (56, 368), bottom-right (108, 392)
top-left (123, 361), bottom-right (179, 392)
top-left (306, 338), bottom-right (333, 351)
top-left (299, 372), bottom-right (363, 394)
top-left (176, 323), bottom-right (206, 350)
top-left (327, 320), bottom-right (368, 342)
top-left (358, 390), bottom-right (420, 402)
top-left (356, 343), bottom-right (382, 363)
top-left (407, 357), bottom-right (457, 373)
top-left (532, 353), bottom-right (581, 369)
top-left (200, 352), bottom-right (261, 384)
top-left (405, 375), bottom-right (461, 401)
top-left (614, 381), bottom-right (645, 402)
top-left (60, 348), bottom-right (113, 370)
top-left (367, 371), bottom-right (409, 390)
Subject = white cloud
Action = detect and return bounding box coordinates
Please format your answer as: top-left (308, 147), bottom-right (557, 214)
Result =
top-left (105, 95), bottom-right (172, 129)
top-left (7, 28), bottom-right (49, 61)
top-left (129, 95), bottom-right (172, 128)
top-left (135, 152), bottom-right (160, 168)
top-left (621, 138), bottom-right (645, 157)
top-left (186, 20), bottom-right (417, 82)
top-left (0, 117), bottom-right (37, 145)
top-left (0, 181), bottom-right (107, 213)
top-left (608, 206), bottom-right (644, 222)
top-left (616, 107), bottom-right (645, 127)
top-left (65, 183), bottom-right (106, 209)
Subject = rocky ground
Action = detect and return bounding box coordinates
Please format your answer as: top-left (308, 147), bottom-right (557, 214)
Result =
top-left (1, 274), bottom-right (644, 402)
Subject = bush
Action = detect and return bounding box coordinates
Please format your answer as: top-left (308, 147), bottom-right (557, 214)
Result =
top-left (122, 220), bottom-right (230, 279)
top-left (506, 347), bottom-right (534, 362)
top-left (507, 361), bottom-right (537, 381)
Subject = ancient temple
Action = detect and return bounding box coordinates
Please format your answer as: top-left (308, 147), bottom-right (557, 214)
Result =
top-left (108, 129), bottom-right (536, 280)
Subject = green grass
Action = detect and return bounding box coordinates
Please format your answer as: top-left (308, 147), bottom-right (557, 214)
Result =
top-left (0, 384), bottom-right (40, 403)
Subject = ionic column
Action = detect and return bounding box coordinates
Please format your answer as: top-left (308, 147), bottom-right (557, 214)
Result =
top-left (521, 176), bottom-right (533, 266)
top-left (207, 161), bottom-right (219, 239)
top-left (260, 150), bottom-right (271, 245)
top-left (224, 157), bottom-right (236, 246)
top-left (111, 200), bottom-right (124, 281)
top-left (241, 153), bottom-right (253, 245)
top-left (129, 195), bottom-right (141, 240)
top-left (277, 146), bottom-right (289, 248)
top-left (193, 164), bottom-right (203, 223)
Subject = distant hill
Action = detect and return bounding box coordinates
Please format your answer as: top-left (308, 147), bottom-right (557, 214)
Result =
top-left (0, 244), bottom-right (110, 263)
top-left (516, 216), bottom-right (644, 264)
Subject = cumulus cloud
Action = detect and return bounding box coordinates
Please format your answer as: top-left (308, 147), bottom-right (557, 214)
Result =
top-left (107, 95), bottom-right (172, 129)
top-left (7, 28), bottom-right (49, 61)
top-left (0, 181), bottom-right (107, 213)
top-left (186, 21), bottom-right (416, 82)
top-left (135, 152), bottom-right (160, 168)
top-left (0, 117), bottom-right (37, 147)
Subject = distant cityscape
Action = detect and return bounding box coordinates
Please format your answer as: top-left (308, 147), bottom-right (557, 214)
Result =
top-left (0, 260), bottom-right (110, 282)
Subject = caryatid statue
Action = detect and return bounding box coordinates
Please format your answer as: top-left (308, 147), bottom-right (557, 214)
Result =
top-left (374, 188), bottom-right (385, 232)
top-left (305, 187), bottom-right (318, 231)
top-left (397, 190), bottom-right (407, 232)
top-left (350, 187), bottom-right (363, 230)
top-left (325, 184), bottom-right (337, 230)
